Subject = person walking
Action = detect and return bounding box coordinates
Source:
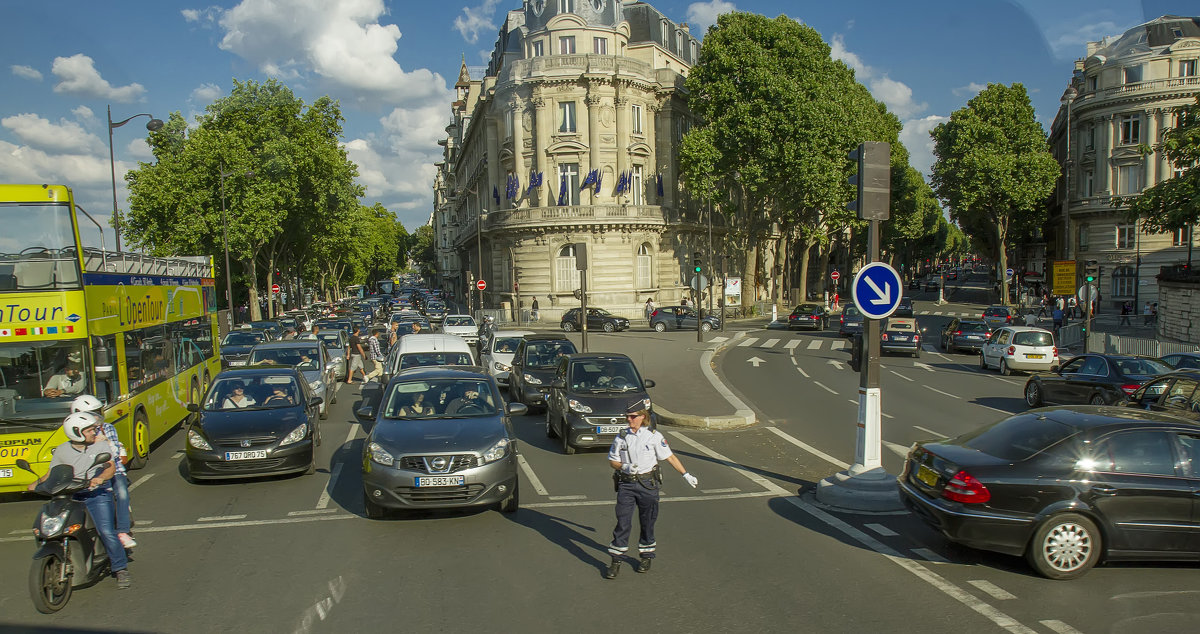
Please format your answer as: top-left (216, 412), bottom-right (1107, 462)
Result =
top-left (1051, 304), bottom-right (1064, 336)
top-left (831, 290), bottom-right (840, 311)
top-left (1119, 301), bottom-right (1133, 327)
top-left (643, 297), bottom-right (655, 322)
top-left (1037, 295), bottom-right (1049, 318)
top-left (1067, 296), bottom-right (1078, 319)
top-left (531, 297), bottom-right (540, 322)
top-left (1143, 301), bottom-right (1153, 326)
top-left (604, 401), bottom-right (698, 579)
top-left (365, 329), bottom-right (385, 383)
top-left (346, 327), bottom-right (368, 384)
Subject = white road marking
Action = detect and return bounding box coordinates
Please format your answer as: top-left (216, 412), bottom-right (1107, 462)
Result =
top-left (548, 495), bottom-right (586, 501)
top-left (830, 340), bottom-right (846, 350)
top-left (865, 523), bottom-right (898, 537)
top-left (813, 381), bottom-right (838, 395)
top-left (701, 487), bottom-right (741, 494)
top-left (764, 426), bottom-right (850, 470)
top-left (883, 412), bottom-right (894, 419)
top-left (913, 425), bottom-right (948, 438)
top-left (977, 403), bottom-right (1012, 416)
top-left (913, 361), bottom-right (936, 372)
top-left (709, 336), bottom-right (728, 343)
top-left (912, 548), bottom-right (949, 563)
top-left (288, 509), bottom-right (339, 516)
top-left (790, 355), bottom-right (798, 366)
top-left (517, 454), bottom-right (550, 496)
top-left (315, 464), bottom-right (343, 510)
top-left (197, 515), bottom-right (247, 522)
top-left (761, 338), bottom-right (780, 348)
top-left (738, 338), bottom-right (758, 347)
top-left (889, 370), bottom-right (914, 382)
top-left (747, 356), bottom-right (766, 367)
top-left (883, 440), bottom-right (910, 458)
top-left (968, 580), bottom-right (1016, 600)
top-left (934, 311), bottom-right (944, 315)
top-left (919, 310), bottom-right (930, 315)
top-left (807, 340), bottom-right (822, 350)
top-left (785, 339), bottom-right (801, 349)
top-left (172, 451), bottom-right (184, 460)
top-left (826, 360), bottom-right (844, 371)
top-left (923, 385), bottom-right (960, 399)
top-left (128, 473), bottom-right (156, 491)
top-left (8, 529), bottom-right (27, 535)
top-left (796, 367), bottom-right (809, 378)
top-left (1039, 620), bottom-right (1083, 634)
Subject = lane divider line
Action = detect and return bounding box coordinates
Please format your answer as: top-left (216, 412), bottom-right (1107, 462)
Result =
top-left (548, 495), bottom-right (586, 501)
top-left (518, 454), bottom-right (550, 496)
top-left (967, 580), bottom-right (1016, 601)
top-left (315, 464), bottom-right (343, 510)
top-left (923, 385), bottom-right (960, 399)
top-left (912, 547), bottom-right (950, 563)
top-left (865, 523), bottom-right (898, 537)
top-left (288, 509), bottom-right (339, 517)
top-left (128, 473), bottom-right (156, 491)
top-left (1039, 620), bottom-right (1084, 634)
top-left (796, 367), bottom-right (809, 378)
top-left (889, 370), bottom-right (914, 382)
top-left (913, 425), bottom-right (948, 438)
top-left (813, 381), bottom-right (838, 395)
top-left (763, 426), bottom-right (850, 470)
top-left (197, 515), bottom-right (247, 522)
top-left (700, 487), bottom-right (741, 494)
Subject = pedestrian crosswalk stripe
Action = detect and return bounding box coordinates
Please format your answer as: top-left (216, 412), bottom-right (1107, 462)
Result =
top-left (762, 338), bottom-right (780, 348)
top-left (710, 336), bottom-right (728, 343)
top-left (738, 338), bottom-right (757, 347)
top-left (784, 339), bottom-right (801, 349)
top-left (830, 340), bottom-right (846, 350)
top-left (807, 340), bottom-right (821, 350)
top-left (919, 310), bottom-right (930, 315)
top-left (933, 311), bottom-right (943, 315)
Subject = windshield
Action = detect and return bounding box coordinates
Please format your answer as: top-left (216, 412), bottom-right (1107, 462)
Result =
top-left (223, 332), bottom-right (266, 346)
top-left (398, 352), bottom-right (473, 369)
top-left (278, 318), bottom-right (298, 329)
top-left (0, 203), bottom-right (82, 291)
top-left (1114, 358), bottom-right (1172, 376)
top-left (525, 342), bottom-right (576, 368)
top-left (381, 378), bottom-right (498, 418)
top-left (0, 340), bottom-right (90, 426)
top-left (570, 359), bottom-right (641, 392)
top-left (317, 333), bottom-right (343, 348)
top-left (1012, 331), bottom-right (1053, 347)
top-left (205, 374), bottom-right (302, 411)
top-left (843, 306), bottom-right (861, 318)
top-left (492, 337), bottom-right (522, 354)
top-left (444, 316), bottom-right (475, 327)
top-left (248, 347), bottom-right (321, 370)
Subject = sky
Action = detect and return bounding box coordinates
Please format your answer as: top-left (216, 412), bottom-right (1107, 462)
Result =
top-left (0, 0), bottom-right (1188, 251)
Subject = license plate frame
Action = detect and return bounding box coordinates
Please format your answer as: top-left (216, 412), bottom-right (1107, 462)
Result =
top-left (224, 450), bottom-right (268, 461)
top-left (415, 475), bottom-right (465, 487)
top-left (1026, 353), bottom-right (1045, 359)
top-left (228, 360), bottom-right (247, 367)
top-left (0, 468), bottom-right (12, 478)
top-left (596, 425), bottom-right (624, 434)
top-left (916, 464), bottom-right (939, 487)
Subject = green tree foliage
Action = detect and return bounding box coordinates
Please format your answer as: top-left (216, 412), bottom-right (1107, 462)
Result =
top-left (1118, 95), bottom-right (1200, 232)
top-left (410, 224), bottom-right (437, 280)
top-left (931, 83), bottom-right (1058, 305)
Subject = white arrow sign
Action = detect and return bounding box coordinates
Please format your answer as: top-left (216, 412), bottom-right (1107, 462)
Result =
top-left (864, 276), bottom-right (892, 306)
top-left (826, 359), bottom-right (844, 370)
top-left (747, 356), bottom-right (765, 367)
top-left (913, 361), bottom-right (935, 372)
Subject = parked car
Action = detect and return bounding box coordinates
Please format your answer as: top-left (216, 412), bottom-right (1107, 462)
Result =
top-left (1023, 354), bottom-right (1172, 407)
top-left (901, 406), bottom-right (1200, 579)
top-left (545, 353), bottom-right (655, 455)
top-left (479, 330), bottom-right (535, 386)
top-left (939, 319), bottom-right (991, 354)
top-left (979, 326), bottom-right (1057, 375)
top-left (880, 317), bottom-right (921, 358)
top-left (1121, 369), bottom-right (1200, 421)
top-left (787, 303), bottom-right (829, 331)
top-left (245, 340), bottom-right (338, 419)
top-left (508, 335), bottom-right (578, 412)
top-left (184, 367), bottom-right (322, 481)
top-left (220, 329), bottom-right (272, 368)
top-left (649, 306), bottom-right (721, 332)
top-left (1160, 352), bottom-right (1200, 370)
top-left (441, 314), bottom-right (479, 344)
top-left (357, 366), bottom-right (523, 518)
top-left (981, 305), bottom-right (1014, 329)
top-left (561, 307), bottom-right (630, 333)
top-left (837, 305), bottom-right (864, 338)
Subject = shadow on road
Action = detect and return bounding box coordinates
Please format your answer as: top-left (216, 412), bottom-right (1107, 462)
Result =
top-left (507, 508), bottom-right (611, 576)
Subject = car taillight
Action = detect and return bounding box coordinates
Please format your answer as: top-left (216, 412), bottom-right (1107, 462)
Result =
top-left (1006, 315), bottom-right (1012, 323)
top-left (1052, 347), bottom-right (1059, 358)
top-left (1120, 384), bottom-right (1141, 395)
top-left (650, 310), bottom-right (659, 317)
top-left (881, 333), bottom-right (889, 341)
top-left (913, 334), bottom-right (919, 341)
top-left (942, 470), bottom-right (991, 504)
top-left (1007, 346), bottom-right (1015, 356)
top-left (954, 330), bottom-right (962, 336)
top-left (841, 316), bottom-right (845, 324)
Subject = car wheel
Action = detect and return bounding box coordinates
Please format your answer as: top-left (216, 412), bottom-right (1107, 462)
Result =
top-left (545, 410), bottom-right (557, 438)
top-left (701, 322), bottom-right (712, 333)
top-left (1026, 513), bottom-right (1101, 580)
top-left (499, 481), bottom-right (520, 513)
top-left (562, 321), bottom-right (575, 332)
top-left (1025, 381), bottom-right (1043, 407)
top-left (653, 322), bottom-right (666, 332)
top-left (1089, 394), bottom-right (1106, 406)
top-left (363, 491), bottom-right (386, 519)
top-left (978, 353), bottom-right (987, 371)
top-left (562, 425), bottom-right (576, 455)
top-left (1000, 359), bottom-right (1012, 376)
top-left (603, 322), bottom-right (616, 333)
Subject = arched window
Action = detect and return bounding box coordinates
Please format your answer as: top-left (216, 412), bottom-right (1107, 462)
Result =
top-left (1111, 265), bottom-right (1136, 298)
top-left (636, 243), bottom-right (652, 289)
top-left (556, 244), bottom-right (582, 292)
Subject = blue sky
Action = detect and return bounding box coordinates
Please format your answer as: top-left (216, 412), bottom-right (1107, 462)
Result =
top-left (0, 0), bottom-right (1186, 249)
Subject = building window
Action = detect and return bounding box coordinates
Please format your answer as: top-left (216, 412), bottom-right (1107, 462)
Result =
top-left (631, 165), bottom-right (643, 205)
top-left (1119, 115), bottom-right (1140, 145)
top-left (1087, 75), bottom-right (1097, 92)
top-left (593, 37), bottom-right (607, 55)
top-left (691, 41), bottom-right (698, 61)
top-left (1124, 65), bottom-right (1143, 84)
top-left (559, 36), bottom-right (575, 55)
top-left (631, 104), bottom-right (643, 135)
top-left (531, 40), bottom-right (544, 57)
top-left (1180, 59), bottom-right (1197, 77)
top-left (675, 30), bottom-right (683, 53)
top-left (636, 243), bottom-right (652, 289)
top-left (1175, 167), bottom-right (1187, 180)
top-left (1173, 228), bottom-right (1190, 247)
top-left (661, 21), bottom-right (669, 44)
top-left (1083, 123), bottom-right (1095, 151)
top-left (558, 101), bottom-right (576, 133)
top-left (1117, 164), bottom-right (1143, 195)
top-left (1082, 170), bottom-right (1094, 197)
top-left (558, 0), bottom-right (575, 12)
top-left (558, 162), bottom-right (580, 206)
top-left (1078, 225), bottom-right (1089, 252)
top-left (1111, 265), bottom-right (1136, 297)
top-left (1116, 224), bottom-right (1135, 249)
top-left (556, 244), bottom-right (581, 292)
top-left (505, 110), bottom-right (514, 139)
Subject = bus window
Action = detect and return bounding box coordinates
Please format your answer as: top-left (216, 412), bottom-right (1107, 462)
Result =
top-left (0, 202), bottom-right (82, 291)
top-left (0, 340), bottom-right (89, 426)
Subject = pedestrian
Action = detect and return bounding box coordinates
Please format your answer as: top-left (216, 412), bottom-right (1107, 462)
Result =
top-left (300, 324), bottom-right (319, 340)
top-left (1052, 305), bottom-right (1064, 335)
top-left (1037, 295), bottom-right (1048, 318)
top-left (604, 401), bottom-right (698, 579)
top-left (1143, 301), bottom-right (1153, 326)
top-left (831, 290), bottom-right (839, 310)
top-left (365, 329), bottom-right (384, 382)
top-left (1152, 302), bottom-right (1158, 324)
top-left (531, 297), bottom-right (540, 322)
top-left (346, 327), bottom-right (368, 384)
top-left (680, 296), bottom-right (688, 307)
top-left (387, 321), bottom-right (399, 350)
top-left (1067, 296), bottom-right (1078, 319)
top-left (643, 297), bottom-right (655, 321)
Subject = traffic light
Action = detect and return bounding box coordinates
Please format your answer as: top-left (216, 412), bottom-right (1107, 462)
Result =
top-left (847, 141), bottom-right (891, 221)
top-left (1084, 259), bottom-right (1099, 284)
top-left (693, 251), bottom-right (702, 274)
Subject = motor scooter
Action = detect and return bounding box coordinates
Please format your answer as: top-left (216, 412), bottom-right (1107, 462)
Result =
top-left (16, 454), bottom-right (113, 613)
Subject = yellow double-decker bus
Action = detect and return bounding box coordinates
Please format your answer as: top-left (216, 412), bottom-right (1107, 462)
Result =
top-left (0, 184), bottom-right (221, 493)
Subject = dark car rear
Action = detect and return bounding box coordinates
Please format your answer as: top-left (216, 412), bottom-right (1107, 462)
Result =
top-left (940, 318), bottom-right (991, 353)
top-left (838, 305), bottom-right (863, 338)
top-left (508, 335), bottom-right (578, 411)
top-left (787, 303), bottom-right (828, 331)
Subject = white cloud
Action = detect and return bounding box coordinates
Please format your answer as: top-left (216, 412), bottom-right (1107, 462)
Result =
top-left (899, 114), bottom-right (948, 179)
top-left (454, 0), bottom-right (502, 45)
top-left (182, 6), bottom-right (222, 25)
top-left (952, 82), bottom-right (988, 98)
top-left (1046, 20), bottom-right (1123, 59)
top-left (686, 1), bottom-right (736, 39)
top-left (190, 82), bottom-right (223, 103)
top-left (72, 105), bottom-right (96, 123)
top-left (11, 65), bottom-right (43, 81)
top-left (829, 35), bottom-right (927, 121)
top-left (1, 113), bottom-right (105, 155)
top-left (125, 137), bottom-right (154, 161)
top-left (51, 54), bottom-right (146, 102)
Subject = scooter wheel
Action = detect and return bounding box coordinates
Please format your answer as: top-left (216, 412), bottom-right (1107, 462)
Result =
top-left (29, 554), bottom-right (73, 613)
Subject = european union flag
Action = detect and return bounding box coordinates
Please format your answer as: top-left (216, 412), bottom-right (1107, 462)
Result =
top-left (557, 174), bottom-right (568, 206)
top-left (656, 174), bottom-right (664, 197)
top-left (493, 185), bottom-right (500, 205)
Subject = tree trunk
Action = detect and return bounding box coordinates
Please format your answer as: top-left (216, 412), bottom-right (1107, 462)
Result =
top-left (818, 247), bottom-right (833, 301)
top-left (996, 221), bottom-right (1009, 307)
top-left (774, 235), bottom-right (788, 304)
top-left (242, 257), bottom-right (261, 322)
top-left (796, 238), bottom-right (814, 303)
top-left (742, 233), bottom-right (758, 310)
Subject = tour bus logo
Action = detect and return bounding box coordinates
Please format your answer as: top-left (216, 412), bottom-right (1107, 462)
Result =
top-left (0, 437), bottom-right (44, 447)
top-left (67, 313), bottom-right (80, 322)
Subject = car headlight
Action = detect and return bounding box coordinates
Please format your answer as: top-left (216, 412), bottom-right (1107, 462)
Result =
top-left (524, 373), bottom-right (542, 385)
top-left (40, 511), bottom-right (69, 538)
top-left (569, 399), bottom-right (593, 414)
top-left (494, 362), bottom-right (511, 372)
top-left (280, 423), bottom-right (308, 446)
top-left (368, 441), bottom-right (394, 466)
top-left (482, 438), bottom-right (511, 464)
top-left (188, 429), bottom-right (212, 450)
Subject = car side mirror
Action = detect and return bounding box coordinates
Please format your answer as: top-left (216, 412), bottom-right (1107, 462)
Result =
top-left (15, 458), bottom-right (33, 473)
top-left (355, 405), bottom-right (375, 420)
top-left (309, 396), bottom-right (324, 407)
top-left (507, 402), bottom-right (529, 416)
top-left (643, 379), bottom-right (655, 388)
top-left (187, 403), bottom-right (200, 413)
top-left (551, 378), bottom-right (566, 389)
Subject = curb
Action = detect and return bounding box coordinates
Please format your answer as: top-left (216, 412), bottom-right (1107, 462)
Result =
top-left (657, 330), bottom-right (756, 430)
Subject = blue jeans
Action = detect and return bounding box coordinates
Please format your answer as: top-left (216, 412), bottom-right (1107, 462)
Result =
top-left (112, 473), bottom-right (131, 534)
top-left (79, 488), bottom-right (127, 572)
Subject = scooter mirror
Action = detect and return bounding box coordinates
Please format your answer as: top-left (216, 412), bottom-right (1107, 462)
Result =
top-left (15, 458), bottom-right (32, 473)
top-left (92, 452), bottom-right (112, 466)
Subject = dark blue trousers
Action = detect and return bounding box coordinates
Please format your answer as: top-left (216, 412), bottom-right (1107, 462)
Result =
top-left (78, 488), bottom-right (127, 572)
top-left (608, 481), bottom-right (659, 559)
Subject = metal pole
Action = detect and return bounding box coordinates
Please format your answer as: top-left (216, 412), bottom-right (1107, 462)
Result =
top-left (477, 211), bottom-right (485, 316)
top-left (856, 219), bottom-right (882, 472)
top-left (1063, 95), bottom-right (1073, 262)
top-left (107, 106), bottom-right (122, 253)
top-left (221, 176), bottom-right (234, 330)
top-left (1084, 283), bottom-right (1092, 353)
top-left (707, 205), bottom-right (714, 331)
top-left (580, 270), bottom-right (588, 353)
top-left (1134, 221), bottom-right (1141, 315)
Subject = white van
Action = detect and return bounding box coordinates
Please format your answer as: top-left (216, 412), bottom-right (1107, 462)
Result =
top-left (382, 334), bottom-right (475, 382)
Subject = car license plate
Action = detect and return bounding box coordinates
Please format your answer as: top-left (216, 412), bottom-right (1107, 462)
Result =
top-left (415, 475), bottom-right (465, 487)
top-left (0, 468), bottom-right (12, 478)
top-left (1026, 354), bottom-right (1045, 359)
top-left (224, 450), bottom-right (267, 461)
top-left (228, 360), bottom-right (246, 366)
top-left (596, 425), bottom-right (624, 434)
top-left (916, 464), bottom-right (939, 487)
top-left (892, 335), bottom-right (909, 341)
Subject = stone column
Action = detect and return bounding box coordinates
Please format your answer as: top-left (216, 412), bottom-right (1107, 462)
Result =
top-left (531, 94), bottom-right (547, 207)
top-left (648, 100), bottom-right (663, 207)
top-left (615, 91), bottom-right (628, 200)
top-left (510, 97), bottom-right (525, 205)
top-left (1146, 108), bottom-right (1160, 186)
top-left (1098, 115), bottom-right (1112, 195)
top-left (586, 87), bottom-right (602, 204)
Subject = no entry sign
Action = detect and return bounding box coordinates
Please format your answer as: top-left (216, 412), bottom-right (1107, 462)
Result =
top-left (476, 279), bottom-right (487, 291)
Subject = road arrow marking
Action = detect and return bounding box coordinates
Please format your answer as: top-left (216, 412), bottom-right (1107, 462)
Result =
top-left (913, 361), bottom-right (935, 372)
top-left (747, 356), bottom-right (765, 367)
top-left (864, 276), bottom-right (892, 305)
top-left (826, 359), bottom-right (843, 370)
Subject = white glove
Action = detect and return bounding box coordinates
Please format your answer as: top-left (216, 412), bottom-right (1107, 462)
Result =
top-left (621, 463), bottom-right (637, 475)
top-left (682, 472), bottom-right (698, 488)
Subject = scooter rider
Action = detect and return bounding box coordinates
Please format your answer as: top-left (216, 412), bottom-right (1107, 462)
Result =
top-left (27, 413), bottom-right (131, 589)
top-left (72, 395), bottom-right (136, 549)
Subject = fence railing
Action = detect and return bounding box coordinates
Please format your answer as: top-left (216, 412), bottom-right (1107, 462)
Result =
top-left (1093, 333), bottom-right (1200, 357)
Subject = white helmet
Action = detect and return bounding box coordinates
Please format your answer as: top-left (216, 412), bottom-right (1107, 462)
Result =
top-left (71, 394), bottom-right (103, 415)
top-left (62, 412), bottom-right (100, 442)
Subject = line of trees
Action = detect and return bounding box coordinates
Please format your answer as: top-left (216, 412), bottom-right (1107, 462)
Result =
top-left (122, 79), bottom-right (412, 321)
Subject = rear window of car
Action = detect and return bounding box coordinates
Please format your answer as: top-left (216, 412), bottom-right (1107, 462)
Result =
top-left (1012, 331), bottom-right (1053, 346)
top-left (398, 352), bottom-right (474, 369)
top-left (843, 306), bottom-right (861, 317)
top-left (1114, 358), bottom-right (1172, 376)
top-left (983, 308), bottom-right (1009, 317)
top-left (959, 322), bottom-right (989, 332)
top-left (957, 413), bottom-right (1078, 461)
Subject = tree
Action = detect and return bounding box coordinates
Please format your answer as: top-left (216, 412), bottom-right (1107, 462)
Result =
top-left (1118, 94), bottom-right (1200, 234)
top-left (930, 83), bottom-right (1059, 305)
top-left (410, 224), bottom-right (436, 280)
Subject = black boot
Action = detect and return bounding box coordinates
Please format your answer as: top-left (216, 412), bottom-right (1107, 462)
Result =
top-left (637, 558), bottom-right (652, 573)
top-left (604, 558), bottom-right (621, 579)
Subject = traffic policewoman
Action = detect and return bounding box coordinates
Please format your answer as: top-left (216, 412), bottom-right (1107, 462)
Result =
top-left (605, 399), bottom-right (698, 579)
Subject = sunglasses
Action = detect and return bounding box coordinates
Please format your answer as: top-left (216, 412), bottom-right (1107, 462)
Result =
top-left (625, 413), bottom-right (644, 419)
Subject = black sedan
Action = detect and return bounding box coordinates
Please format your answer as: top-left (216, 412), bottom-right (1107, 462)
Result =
top-left (1121, 369), bottom-right (1200, 421)
top-left (545, 353), bottom-right (655, 454)
top-left (1161, 352), bottom-right (1200, 370)
top-left (1023, 354), bottom-right (1171, 407)
top-left (220, 329), bottom-right (272, 367)
top-left (357, 366), bottom-right (524, 517)
top-left (787, 303), bottom-right (829, 330)
top-left (901, 406), bottom-right (1200, 579)
top-left (939, 318), bottom-right (991, 353)
top-left (184, 366), bottom-right (323, 481)
top-left (837, 305), bottom-right (863, 338)
top-left (560, 307), bottom-right (629, 333)
top-left (649, 306), bottom-right (721, 332)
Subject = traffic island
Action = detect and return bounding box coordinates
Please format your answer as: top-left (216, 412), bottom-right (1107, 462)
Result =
top-left (814, 466), bottom-right (903, 512)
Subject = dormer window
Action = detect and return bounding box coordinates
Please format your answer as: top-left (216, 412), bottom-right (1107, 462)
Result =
top-left (1086, 75), bottom-right (1097, 91)
top-left (676, 30), bottom-right (683, 53)
top-left (661, 21), bottom-right (669, 44)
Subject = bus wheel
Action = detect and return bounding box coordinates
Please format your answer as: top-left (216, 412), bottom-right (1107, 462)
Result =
top-left (128, 411), bottom-right (150, 470)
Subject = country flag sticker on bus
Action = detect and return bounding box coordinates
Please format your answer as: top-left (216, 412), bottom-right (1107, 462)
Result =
top-left (0, 329), bottom-right (10, 337)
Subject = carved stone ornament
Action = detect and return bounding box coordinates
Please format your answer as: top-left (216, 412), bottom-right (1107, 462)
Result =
top-left (599, 105), bottom-right (615, 128)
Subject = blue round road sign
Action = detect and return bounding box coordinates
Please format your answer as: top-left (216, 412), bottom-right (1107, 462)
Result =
top-left (851, 262), bottom-right (903, 320)
top-left (1005, 267), bottom-right (1014, 277)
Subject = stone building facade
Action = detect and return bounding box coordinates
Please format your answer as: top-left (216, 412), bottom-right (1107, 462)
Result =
top-left (432, 0), bottom-right (720, 320)
top-left (1047, 15), bottom-right (1200, 310)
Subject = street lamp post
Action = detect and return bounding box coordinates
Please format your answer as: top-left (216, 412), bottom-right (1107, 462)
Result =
top-left (220, 165), bottom-right (255, 329)
top-left (477, 209), bottom-right (487, 318)
top-left (1060, 87), bottom-right (1077, 263)
top-left (108, 106), bottom-right (163, 253)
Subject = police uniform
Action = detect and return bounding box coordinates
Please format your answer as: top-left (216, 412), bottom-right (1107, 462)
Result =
top-left (607, 424), bottom-right (673, 564)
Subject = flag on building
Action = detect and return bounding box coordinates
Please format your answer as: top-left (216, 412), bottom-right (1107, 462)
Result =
top-left (594, 171), bottom-right (603, 195)
top-left (557, 174), bottom-right (568, 206)
top-left (493, 185), bottom-right (501, 205)
top-left (656, 174), bottom-right (664, 198)
top-left (580, 169), bottom-right (597, 190)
